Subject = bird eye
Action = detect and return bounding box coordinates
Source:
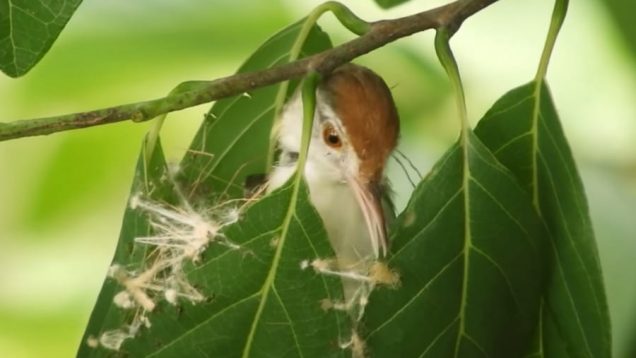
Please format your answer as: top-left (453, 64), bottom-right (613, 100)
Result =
top-left (322, 125), bottom-right (342, 148)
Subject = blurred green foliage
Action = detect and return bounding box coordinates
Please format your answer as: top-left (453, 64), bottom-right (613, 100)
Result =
top-left (605, 0), bottom-right (636, 61)
top-left (0, 0), bottom-right (635, 357)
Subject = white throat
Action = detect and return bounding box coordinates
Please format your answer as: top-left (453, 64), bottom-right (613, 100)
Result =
top-left (268, 92), bottom-right (377, 299)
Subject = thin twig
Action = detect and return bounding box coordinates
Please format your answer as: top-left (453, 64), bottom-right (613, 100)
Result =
top-left (0, 0), bottom-right (497, 142)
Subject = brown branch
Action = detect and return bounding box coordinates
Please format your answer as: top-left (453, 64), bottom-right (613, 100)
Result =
top-left (0, 0), bottom-right (497, 142)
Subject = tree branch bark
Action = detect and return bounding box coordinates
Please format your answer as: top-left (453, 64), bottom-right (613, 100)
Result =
top-left (0, 0), bottom-right (497, 142)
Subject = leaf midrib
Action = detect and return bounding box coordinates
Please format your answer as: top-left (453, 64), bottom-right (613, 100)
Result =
top-left (531, 83), bottom-right (542, 209)
top-left (453, 132), bottom-right (472, 358)
top-left (241, 182), bottom-right (302, 358)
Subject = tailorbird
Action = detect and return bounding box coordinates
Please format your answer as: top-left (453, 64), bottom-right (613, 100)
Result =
top-left (268, 63), bottom-right (399, 300)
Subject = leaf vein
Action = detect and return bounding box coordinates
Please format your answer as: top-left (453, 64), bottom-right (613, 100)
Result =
top-left (492, 131), bottom-right (532, 155)
top-left (537, 153), bottom-right (597, 356)
top-left (483, 93), bottom-right (534, 120)
top-left (464, 333), bottom-right (490, 358)
top-left (367, 253), bottom-right (463, 338)
top-left (209, 104), bottom-right (275, 173)
top-left (538, 118), bottom-right (605, 327)
top-left (390, 188), bottom-right (463, 259)
top-left (147, 292), bottom-right (260, 357)
top-left (471, 246), bottom-right (521, 310)
top-left (293, 212), bottom-right (343, 339)
top-left (272, 285), bottom-right (304, 358)
top-left (417, 316), bottom-right (459, 358)
top-left (189, 228), bottom-right (279, 274)
top-left (469, 177), bottom-right (538, 253)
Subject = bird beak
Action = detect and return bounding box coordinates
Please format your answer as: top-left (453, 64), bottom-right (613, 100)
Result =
top-left (349, 177), bottom-right (387, 258)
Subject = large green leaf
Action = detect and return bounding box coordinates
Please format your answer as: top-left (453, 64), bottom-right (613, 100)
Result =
top-left (0, 0), bottom-right (82, 77)
top-left (80, 21), bottom-right (346, 357)
top-left (177, 22), bottom-right (332, 202)
top-left (474, 82), bottom-right (611, 357)
top-left (363, 130), bottom-right (547, 357)
top-left (79, 150), bottom-right (348, 357)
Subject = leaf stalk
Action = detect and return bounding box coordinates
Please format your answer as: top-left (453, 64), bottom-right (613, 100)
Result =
top-left (268, 1), bottom-right (370, 169)
top-left (535, 0), bottom-right (569, 82)
top-left (434, 28), bottom-right (468, 134)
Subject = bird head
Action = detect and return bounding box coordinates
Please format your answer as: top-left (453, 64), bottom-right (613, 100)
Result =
top-left (275, 63), bottom-right (399, 257)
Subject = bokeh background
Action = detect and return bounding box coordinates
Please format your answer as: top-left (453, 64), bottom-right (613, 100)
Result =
top-left (1, 0), bottom-right (634, 356)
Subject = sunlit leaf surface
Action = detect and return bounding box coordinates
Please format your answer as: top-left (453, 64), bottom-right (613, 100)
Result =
top-left (0, 0), bottom-right (82, 77)
top-left (364, 130), bottom-right (547, 357)
top-left (474, 82), bottom-right (612, 358)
